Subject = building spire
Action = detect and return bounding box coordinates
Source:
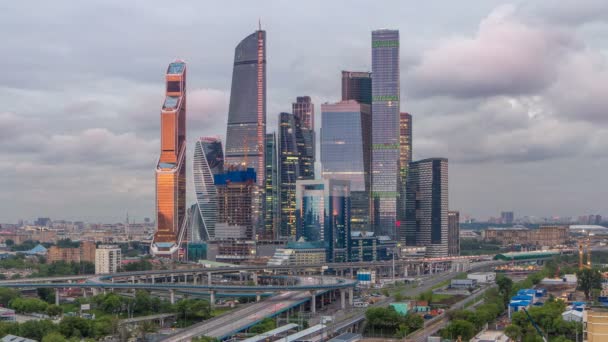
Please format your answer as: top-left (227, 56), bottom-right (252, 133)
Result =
top-left (258, 18), bottom-right (262, 31)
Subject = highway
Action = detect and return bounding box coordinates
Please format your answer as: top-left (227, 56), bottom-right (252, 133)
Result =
top-left (160, 277), bottom-right (321, 341)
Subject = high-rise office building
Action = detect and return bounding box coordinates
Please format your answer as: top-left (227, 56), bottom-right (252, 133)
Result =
top-left (214, 168), bottom-right (258, 240)
top-left (405, 158), bottom-right (448, 257)
top-left (321, 100), bottom-right (371, 231)
top-left (292, 96), bottom-right (314, 130)
top-left (501, 211), bottom-right (514, 225)
top-left (191, 137), bottom-right (223, 241)
top-left (371, 29), bottom-right (400, 239)
top-left (292, 97), bottom-right (315, 180)
top-left (295, 179), bottom-right (351, 262)
top-left (278, 111), bottom-right (315, 239)
top-left (279, 113), bottom-right (300, 238)
top-left (152, 61), bottom-right (187, 259)
top-left (341, 71), bottom-right (372, 105)
top-left (448, 211), bottom-right (460, 256)
top-left (397, 112), bottom-right (412, 243)
top-left (264, 133), bottom-right (279, 239)
top-left (225, 28), bottom-right (266, 187)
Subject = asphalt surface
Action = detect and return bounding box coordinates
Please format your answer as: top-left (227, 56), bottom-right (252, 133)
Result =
top-left (160, 277), bottom-right (321, 341)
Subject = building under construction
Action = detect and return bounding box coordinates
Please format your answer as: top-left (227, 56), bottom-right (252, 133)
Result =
top-left (214, 167), bottom-right (260, 240)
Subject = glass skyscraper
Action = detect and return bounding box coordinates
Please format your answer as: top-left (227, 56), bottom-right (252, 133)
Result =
top-left (153, 60), bottom-right (187, 259)
top-left (191, 137), bottom-right (223, 241)
top-left (264, 133), bottom-right (279, 240)
top-left (321, 100), bottom-right (371, 231)
top-left (342, 71), bottom-right (372, 105)
top-left (292, 96), bottom-right (315, 180)
top-left (371, 29), bottom-right (400, 239)
top-left (397, 112), bottom-right (412, 243)
top-left (405, 158), bottom-right (449, 257)
top-left (295, 179), bottom-right (351, 262)
top-left (278, 111), bottom-right (315, 239)
top-left (225, 29), bottom-right (266, 187)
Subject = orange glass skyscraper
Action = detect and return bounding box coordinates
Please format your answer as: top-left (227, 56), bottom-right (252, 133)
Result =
top-left (152, 60), bottom-right (187, 259)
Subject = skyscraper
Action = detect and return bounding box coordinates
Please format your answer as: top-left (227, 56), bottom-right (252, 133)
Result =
top-left (371, 29), bottom-right (400, 239)
top-left (278, 110), bottom-right (315, 239)
top-left (292, 96), bottom-right (314, 130)
top-left (448, 210), bottom-right (460, 256)
top-left (397, 112), bottom-right (412, 243)
top-left (215, 168), bottom-right (258, 240)
top-left (321, 100), bottom-right (371, 231)
top-left (501, 211), bottom-right (514, 225)
top-left (405, 158), bottom-right (449, 257)
top-left (152, 60), bottom-right (187, 259)
top-left (191, 137), bottom-right (223, 241)
top-left (225, 28), bottom-right (266, 187)
top-left (278, 113), bottom-right (299, 238)
top-left (292, 97), bottom-right (315, 180)
top-left (341, 71), bottom-right (372, 105)
top-left (264, 133), bottom-right (279, 239)
top-left (295, 179), bottom-right (351, 262)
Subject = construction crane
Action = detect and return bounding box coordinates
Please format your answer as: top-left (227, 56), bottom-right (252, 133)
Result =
top-left (522, 307), bottom-right (548, 342)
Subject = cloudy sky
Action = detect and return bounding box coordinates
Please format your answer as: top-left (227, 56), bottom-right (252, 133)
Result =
top-left (1, 0), bottom-right (607, 223)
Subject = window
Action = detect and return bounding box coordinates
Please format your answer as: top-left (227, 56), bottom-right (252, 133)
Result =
top-left (167, 81), bottom-right (181, 92)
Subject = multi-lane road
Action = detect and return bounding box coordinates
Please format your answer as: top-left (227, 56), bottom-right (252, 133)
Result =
top-left (160, 277), bottom-right (321, 341)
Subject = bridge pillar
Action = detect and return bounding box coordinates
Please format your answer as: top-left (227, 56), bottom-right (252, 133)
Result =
top-left (193, 274), bottom-right (197, 285)
top-left (170, 274), bottom-right (174, 283)
top-left (256, 292), bottom-right (261, 302)
top-left (82, 289), bottom-right (87, 298)
top-left (208, 273), bottom-right (212, 285)
top-left (310, 291), bottom-right (316, 314)
top-left (404, 265), bottom-right (408, 277)
top-left (55, 289), bottom-right (60, 305)
top-left (169, 289), bottom-right (175, 305)
top-left (209, 290), bottom-right (216, 307)
top-left (253, 273), bottom-right (258, 285)
top-left (151, 276), bottom-right (155, 284)
top-left (131, 276), bottom-right (135, 284)
top-left (340, 289), bottom-right (346, 310)
top-left (91, 288), bottom-right (98, 296)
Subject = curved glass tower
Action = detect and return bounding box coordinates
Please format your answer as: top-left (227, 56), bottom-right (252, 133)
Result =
top-left (153, 60), bottom-right (187, 259)
top-left (225, 29), bottom-right (266, 187)
top-left (191, 137), bottom-right (223, 241)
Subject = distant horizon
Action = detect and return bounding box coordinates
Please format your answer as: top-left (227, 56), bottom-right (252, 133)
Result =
top-left (1, 1), bottom-right (606, 221)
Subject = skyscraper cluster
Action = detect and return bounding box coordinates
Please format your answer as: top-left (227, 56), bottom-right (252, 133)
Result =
top-left (153, 25), bottom-right (460, 260)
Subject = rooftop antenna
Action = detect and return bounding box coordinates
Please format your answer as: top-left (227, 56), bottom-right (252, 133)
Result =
top-left (258, 18), bottom-right (261, 31)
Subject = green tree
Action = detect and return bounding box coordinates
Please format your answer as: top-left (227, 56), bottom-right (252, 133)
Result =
top-left (441, 320), bottom-right (475, 341)
top-left (249, 318), bottom-right (276, 334)
top-left (504, 324), bottom-right (523, 341)
top-left (58, 316), bottom-right (93, 338)
top-left (38, 288), bottom-right (56, 304)
top-left (46, 304), bottom-right (63, 318)
top-left (0, 288), bottom-right (21, 306)
top-left (41, 332), bottom-right (67, 342)
top-left (577, 268), bottom-right (602, 300)
top-left (18, 320), bottom-right (56, 341)
top-left (10, 297), bottom-right (49, 313)
top-left (496, 274), bottom-right (514, 305)
top-left (134, 290), bottom-right (152, 314)
top-left (100, 293), bottom-right (123, 314)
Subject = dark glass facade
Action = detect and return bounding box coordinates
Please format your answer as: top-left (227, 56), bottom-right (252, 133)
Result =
top-left (405, 158), bottom-right (448, 257)
top-left (350, 231), bottom-right (394, 262)
top-left (371, 29), bottom-right (400, 240)
top-left (295, 179), bottom-right (351, 262)
top-left (321, 100), bottom-right (371, 231)
top-left (225, 30), bottom-right (266, 187)
top-left (278, 112), bottom-right (315, 239)
top-left (397, 112), bottom-right (412, 243)
top-left (448, 210), bottom-right (460, 256)
top-left (264, 133), bottom-right (279, 240)
top-left (341, 71), bottom-right (372, 105)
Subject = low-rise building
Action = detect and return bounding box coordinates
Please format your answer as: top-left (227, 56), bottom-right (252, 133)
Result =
top-left (47, 240), bottom-right (96, 263)
top-left (95, 245), bottom-right (121, 274)
top-left (267, 241), bottom-right (326, 266)
top-left (585, 309), bottom-right (608, 342)
top-left (483, 225), bottom-right (568, 247)
top-left (470, 330), bottom-right (510, 342)
top-left (450, 278), bottom-right (477, 289)
top-left (468, 272), bottom-right (496, 284)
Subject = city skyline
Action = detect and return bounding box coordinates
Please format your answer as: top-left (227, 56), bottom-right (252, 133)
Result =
top-left (1, 1), bottom-right (607, 222)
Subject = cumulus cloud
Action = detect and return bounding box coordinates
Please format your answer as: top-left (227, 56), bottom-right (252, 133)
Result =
top-left (407, 5), bottom-right (576, 98)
